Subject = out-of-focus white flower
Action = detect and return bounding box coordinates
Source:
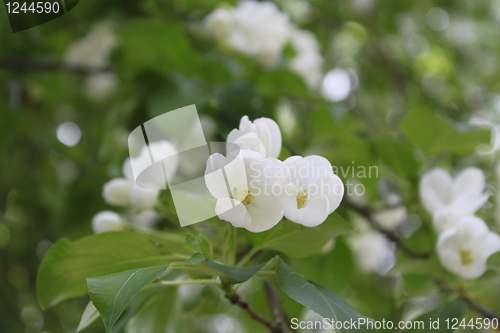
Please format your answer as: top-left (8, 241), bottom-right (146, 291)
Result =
top-left (205, 150), bottom-right (289, 232)
top-left (432, 210), bottom-right (464, 233)
top-left (126, 140), bottom-right (179, 188)
top-left (373, 206), bottom-right (408, 231)
top-left (103, 141), bottom-right (178, 212)
top-left (288, 29), bottom-right (324, 89)
top-left (65, 21), bottom-right (117, 68)
top-left (84, 73), bottom-right (117, 101)
top-left (437, 216), bottom-right (500, 279)
top-left (352, 231), bottom-right (395, 274)
top-left (64, 21), bottom-right (118, 100)
top-left (91, 211), bottom-right (125, 233)
top-left (102, 178), bottom-right (132, 206)
top-left (227, 116), bottom-right (282, 159)
top-left (204, 2), bottom-right (324, 89)
top-left (129, 185), bottom-right (160, 211)
top-left (282, 156), bottom-right (344, 227)
top-left (132, 209), bottom-right (162, 230)
top-left (419, 167), bottom-right (489, 217)
top-left (204, 8), bottom-right (233, 39)
top-left (205, 1), bottom-right (293, 66)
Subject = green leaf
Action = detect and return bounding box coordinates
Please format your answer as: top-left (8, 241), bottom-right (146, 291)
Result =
top-left (76, 301), bottom-right (99, 332)
top-left (206, 260), bottom-right (268, 283)
top-left (118, 19), bottom-right (201, 77)
top-left (255, 213), bottom-right (353, 258)
top-left (400, 108), bottom-right (491, 156)
top-left (256, 68), bottom-right (309, 97)
top-left (372, 139), bottom-right (418, 177)
top-left (180, 253), bottom-right (207, 266)
top-left (37, 231), bottom-right (190, 309)
top-left (185, 234), bottom-right (213, 258)
top-left (412, 300), bottom-right (467, 332)
top-left (276, 257), bottom-right (373, 333)
top-left (389, 258), bottom-right (449, 278)
top-left (126, 287), bottom-right (180, 333)
top-left (87, 265), bottom-right (167, 333)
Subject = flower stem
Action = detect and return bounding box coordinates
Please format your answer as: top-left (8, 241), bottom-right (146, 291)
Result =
top-left (237, 220), bottom-right (289, 267)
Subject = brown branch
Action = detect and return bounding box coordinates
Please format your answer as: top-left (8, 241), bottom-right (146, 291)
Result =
top-left (347, 202), bottom-right (431, 260)
top-left (225, 292), bottom-right (284, 333)
top-left (263, 281), bottom-right (291, 333)
top-left (435, 279), bottom-right (500, 322)
top-left (0, 57), bottom-right (112, 74)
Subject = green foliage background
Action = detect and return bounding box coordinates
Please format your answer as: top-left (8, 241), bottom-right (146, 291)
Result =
top-left (1, 0), bottom-right (500, 332)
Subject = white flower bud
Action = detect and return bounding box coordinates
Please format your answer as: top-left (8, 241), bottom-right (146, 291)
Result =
top-left (102, 178), bottom-right (132, 206)
top-left (352, 231), bottom-right (395, 274)
top-left (373, 206), bottom-right (407, 231)
top-left (91, 211), bottom-right (124, 234)
top-left (129, 185), bottom-right (160, 211)
top-left (227, 116), bottom-right (282, 158)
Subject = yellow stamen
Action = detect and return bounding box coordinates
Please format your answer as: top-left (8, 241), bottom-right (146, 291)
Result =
top-left (234, 188), bottom-right (254, 205)
top-left (460, 249), bottom-right (473, 265)
top-left (297, 190), bottom-right (308, 209)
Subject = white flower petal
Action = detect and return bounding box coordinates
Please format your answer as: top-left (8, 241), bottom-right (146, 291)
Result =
top-left (227, 116), bottom-right (282, 158)
top-left (129, 185), bottom-right (160, 211)
top-left (419, 168), bottom-right (453, 214)
top-left (450, 193), bottom-right (489, 216)
top-left (91, 211), bottom-right (124, 234)
top-left (451, 167), bottom-right (485, 199)
top-left (254, 117), bottom-right (282, 158)
top-left (245, 196), bottom-right (283, 232)
top-left (102, 178), bottom-right (132, 206)
top-left (215, 198), bottom-right (251, 228)
top-left (296, 195), bottom-right (330, 227)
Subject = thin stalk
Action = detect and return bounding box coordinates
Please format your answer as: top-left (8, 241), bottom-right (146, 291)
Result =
top-left (237, 220), bottom-right (288, 267)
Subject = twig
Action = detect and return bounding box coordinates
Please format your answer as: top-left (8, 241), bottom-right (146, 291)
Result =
top-left (435, 279), bottom-right (500, 322)
top-left (0, 57), bottom-right (112, 74)
top-left (347, 202), bottom-right (431, 260)
top-left (225, 292), bottom-right (284, 333)
top-left (263, 281), bottom-right (289, 333)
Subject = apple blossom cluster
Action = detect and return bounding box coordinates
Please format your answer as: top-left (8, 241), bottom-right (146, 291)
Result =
top-left (91, 141), bottom-right (178, 234)
top-left (204, 116), bottom-right (345, 232)
top-left (64, 21), bottom-right (118, 101)
top-left (204, 1), bottom-right (324, 89)
top-left (420, 168), bottom-right (500, 279)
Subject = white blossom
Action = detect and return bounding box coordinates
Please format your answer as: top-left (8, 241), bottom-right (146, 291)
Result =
top-left (419, 167), bottom-right (489, 219)
top-left (103, 141), bottom-right (178, 211)
top-left (227, 116), bottom-right (282, 158)
top-left (352, 231), bottom-right (395, 274)
top-left (373, 206), bottom-right (408, 231)
top-left (102, 178), bottom-right (132, 206)
top-left (91, 211), bottom-right (125, 233)
top-left (289, 28), bottom-right (324, 89)
top-left (132, 209), bottom-right (162, 230)
top-left (205, 1), bottom-right (293, 66)
top-left (64, 21), bottom-right (118, 101)
top-left (205, 149), bottom-right (290, 232)
top-left (64, 21), bottom-right (117, 68)
top-left (437, 216), bottom-right (500, 279)
top-left (282, 155), bottom-right (344, 227)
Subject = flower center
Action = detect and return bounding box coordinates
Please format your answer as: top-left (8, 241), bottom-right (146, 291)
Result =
top-left (460, 249), bottom-right (473, 265)
top-left (234, 187), bottom-right (254, 205)
top-left (296, 190), bottom-right (308, 209)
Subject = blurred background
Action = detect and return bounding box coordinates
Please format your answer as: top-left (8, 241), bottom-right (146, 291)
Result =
top-left (2, 0), bottom-right (500, 332)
